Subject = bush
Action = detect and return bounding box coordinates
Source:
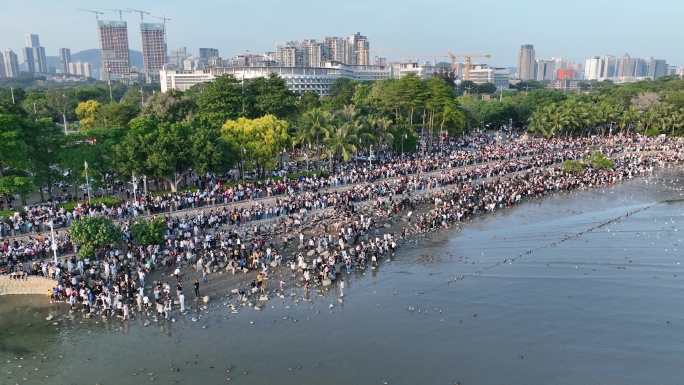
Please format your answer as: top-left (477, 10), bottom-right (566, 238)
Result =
top-left (585, 152), bottom-right (614, 170)
top-left (562, 160), bottom-right (584, 173)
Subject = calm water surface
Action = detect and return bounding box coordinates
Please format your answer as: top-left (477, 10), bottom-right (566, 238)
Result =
top-left (1, 168), bottom-right (683, 385)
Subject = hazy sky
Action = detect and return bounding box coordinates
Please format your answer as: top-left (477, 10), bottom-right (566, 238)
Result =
top-left (3, 0), bottom-right (683, 67)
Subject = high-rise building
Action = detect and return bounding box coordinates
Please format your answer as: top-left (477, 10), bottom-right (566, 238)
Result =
top-left (3, 49), bottom-right (20, 77)
top-left (0, 55), bottom-right (5, 78)
top-left (324, 36), bottom-right (350, 63)
top-left (585, 57), bottom-right (602, 80)
top-left (645, 57), bottom-right (667, 80)
top-left (59, 48), bottom-right (72, 74)
top-left (25, 34), bottom-right (40, 48)
top-left (140, 23), bottom-right (166, 83)
top-left (616, 54), bottom-right (637, 77)
top-left (98, 20), bottom-right (131, 79)
top-left (349, 32), bottom-right (369, 65)
top-left (517, 44), bottom-right (535, 80)
top-left (535, 59), bottom-right (555, 81)
top-left (600, 55), bottom-right (617, 78)
top-left (22, 34), bottom-right (47, 74)
top-left (168, 47), bottom-right (190, 70)
top-left (199, 48), bottom-right (220, 61)
top-left (22, 47), bottom-right (35, 73)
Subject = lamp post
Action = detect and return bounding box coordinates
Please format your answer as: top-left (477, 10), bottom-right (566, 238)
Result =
top-left (49, 220), bottom-right (58, 265)
top-left (241, 147), bottom-right (246, 185)
top-left (281, 147), bottom-right (285, 168)
top-left (304, 153), bottom-right (309, 172)
top-left (369, 144), bottom-right (373, 168)
top-left (62, 93), bottom-right (68, 135)
top-left (401, 133), bottom-right (407, 159)
top-left (84, 161), bottom-right (90, 205)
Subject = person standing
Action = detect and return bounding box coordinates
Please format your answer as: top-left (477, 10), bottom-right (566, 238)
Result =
top-left (339, 278), bottom-right (345, 297)
top-left (193, 279), bottom-right (200, 298)
top-left (179, 291), bottom-right (186, 313)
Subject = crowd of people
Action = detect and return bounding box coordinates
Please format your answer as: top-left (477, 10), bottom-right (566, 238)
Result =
top-left (2, 133), bottom-right (684, 313)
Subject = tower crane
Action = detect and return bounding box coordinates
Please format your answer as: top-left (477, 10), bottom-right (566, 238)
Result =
top-left (78, 8), bottom-right (104, 21)
top-left (126, 8), bottom-right (150, 22)
top-left (448, 52), bottom-right (492, 81)
top-left (152, 15), bottom-right (171, 55)
top-left (99, 8), bottom-right (131, 21)
top-left (398, 54), bottom-right (449, 64)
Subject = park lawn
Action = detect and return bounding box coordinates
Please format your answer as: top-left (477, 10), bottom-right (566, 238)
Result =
top-left (57, 197), bottom-right (121, 212)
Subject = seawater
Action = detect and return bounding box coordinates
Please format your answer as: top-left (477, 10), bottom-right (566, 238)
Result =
top-left (1, 168), bottom-right (684, 385)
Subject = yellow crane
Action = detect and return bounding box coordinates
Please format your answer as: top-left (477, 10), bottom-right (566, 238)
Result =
top-left (448, 52), bottom-right (492, 81)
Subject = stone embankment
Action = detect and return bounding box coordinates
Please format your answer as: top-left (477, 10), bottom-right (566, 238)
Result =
top-left (0, 275), bottom-right (55, 296)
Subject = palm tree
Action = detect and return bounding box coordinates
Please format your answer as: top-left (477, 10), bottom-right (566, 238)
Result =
top-left (298, 107), bottom-right (331, 156)
top-left (324, 125), bottom-right (358, 171)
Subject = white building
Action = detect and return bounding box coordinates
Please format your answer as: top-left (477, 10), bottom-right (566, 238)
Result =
top-left (468, 64), bottom-right (510, 91)
top-left (390, 61), bottom-right (439, 79)
top-left (160, 63), bottom-right (392, 95)
top-left (584, 57), bottom-right (602, 80)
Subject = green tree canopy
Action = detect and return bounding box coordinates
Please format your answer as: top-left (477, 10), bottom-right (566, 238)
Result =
top-left (68, 216), bottom-right (122, 259)
top-left (195, 75), bottom-right (244, 128)
top-left (221, 115), bottom-right (290, 178)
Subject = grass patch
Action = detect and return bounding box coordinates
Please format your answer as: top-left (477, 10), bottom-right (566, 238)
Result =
top-left (0, 209), bottom-right (20, 218)
top-left (57, 197), bottom-right (121, 212)
top-left (148, 170), bottom-right (331, 195)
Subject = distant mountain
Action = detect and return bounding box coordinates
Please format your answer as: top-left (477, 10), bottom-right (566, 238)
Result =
top-left (46, 49), bottom-right (144, 70)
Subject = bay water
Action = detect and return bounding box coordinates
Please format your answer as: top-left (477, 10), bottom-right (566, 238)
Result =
top-left (1, 167), bottom-right (683, 385)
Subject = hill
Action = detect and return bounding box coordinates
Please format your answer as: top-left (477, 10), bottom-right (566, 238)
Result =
top-left (46, 49), bottom-right (144, 70)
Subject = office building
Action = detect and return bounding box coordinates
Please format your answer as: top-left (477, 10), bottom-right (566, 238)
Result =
top-left (0, 56), bottom-right (4, 78)
top-left (616, 54), bottom-right (636, 77)
top-left (98, 20), bottom-right (131, 79)
top-left (168, 47), bottom-right (190, 70)
top-left (600, 55), bottom-right (617, 78)
top-left (59, 48), bottom-right (72, 74)
top-left (3, 49), bottom-right (20, 77)
top-left (22, 34), bottom-right (47, 74)
top-left (199, 48), bottom-right (220, 61)
top-left (517, 44), bottom-right (535, 80)
top-left (584, 57), bottom-right (602, 80)
top-left (535, 59), bottom-right (556, 81)
top-left (469, 64), bottom-right (510, 91)
top-left (140, 23), bottom-right (166, 83)
top-left (645, 57), bottom-right (667, 79)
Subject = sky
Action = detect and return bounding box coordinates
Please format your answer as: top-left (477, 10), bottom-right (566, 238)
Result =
top-left (2, 0), bottom-right (684, 68)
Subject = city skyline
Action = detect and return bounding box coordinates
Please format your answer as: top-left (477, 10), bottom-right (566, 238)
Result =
top-left (1, 0), bottom-right (683, 69)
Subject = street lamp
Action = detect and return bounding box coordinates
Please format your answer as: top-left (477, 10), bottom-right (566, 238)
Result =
top-left (401, 133), bottom-right (407, 159)
top-left (241, 147), bottom-right (246, 185)
top-left (280, 147), bottom-right (285, 169)
top-left (143, 175), bottom-right (147, 195)
top-left (49, 220), bottom-right (58, 265)
top-left (369, 144), bottom-right (373, 167)
top-left (84, 161), bottom-right (90, 205)
top-left (304, 153), bottom-right (309, 172)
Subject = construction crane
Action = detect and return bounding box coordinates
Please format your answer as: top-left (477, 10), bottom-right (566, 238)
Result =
top-left (78, 8), bottom-right (104, 21)
top-left (99, 8), bottom-right (132, 21)
top-left (448, 52), bottom-right (492, 81)
top-left (126, 8), bottom-right (150, 22)
top-left (355, 48), bottom-right (400, 55)
top-left (398, 54), bottom-right (449, 64)
top-left (152, 15), bottom-right (171, 53)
